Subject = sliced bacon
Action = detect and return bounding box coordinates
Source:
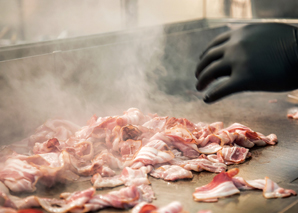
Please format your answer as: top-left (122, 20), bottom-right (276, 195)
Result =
top-left (263, 177), bottom-right (297, 199)
top-left (121, 167), bottom-right (151, 186)
top-left (197, 143), bottom-right (222, 154)
top-left (37, 187), bottom-right (95, 213)
top-left (120, 125), bottom-right (143, 141)
top-left (119, 139), bottom-right (142, 161)
top-left (170, 158), bottom-right (227, 173)
top-left (0, 107), bottom-right (279, 212)
top-left (128, 141), bottom-right (175, 169)
top-left (232, 177), bottom-right (265, 190)
top-left (0, 158), bottom-right (42, 193)
top-left (131, 202), bottom-right (157, 213)
top-left (171, 141), bottom-right (200, 159)
top-left (142, 116), bottom-right (168, 131)
top-left (86, 185), bottom-right (146, 210)
top-left (207, 152), bottom-right (224, 164)
top-left (33, 138), bottom-right (61, 154)
top-left (91, 174), bottom-right (124, 189)
top-left (287, 111), bottom-right (298, 119)
top-left (65, 141), bottom-right (94, 161)
top-left (137, 184), bottom-right (156, 203)
top-left (193, 168), bottom-right (240, 202)
top-left (23, 151), bottom-right (79, 187)
top-left (92, 150), bottom-right (123, 170)
top-left (165, 125), bottom-right (197, 144)
top-left (132, 201), bottom-right (184, 213)
top-left (0, 181), bottom-right (18, 209)
top-left (221, 147), bottom-right (250, 164)
top-left (220, 123), bottom-right (278, 147)
top-left (150, 165), bottom-right (193, 181)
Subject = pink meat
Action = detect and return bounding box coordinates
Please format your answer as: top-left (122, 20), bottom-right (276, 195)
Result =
top-left (221, 146), bottom-right (250, 164)
top-left (132, 201), bottom-right (184, 213)
top-left (193, 168), bottom-right (240, 202)
top-left (170, 158), bottom-right (227, 173)
top-left (197, 143), bottom-right (222, 154)
top-left (121, 167), bottom-right (151, 186)
top-left (0, 158), bottom-right (42, 193)
top-left (149, 165), bottom-right (193, 181)
top-left (287, 111), bottom-right (298, 119)
top-left (263, 177), bottom-right (297, 199)
top-left (33, 138), bottom-right (61, 154)
top-left (142, 116), bottom-right (168, 131)
top-left (87, 185), bottom-right (146, 210)
top-left (232, 177), bottom-right (265, 190)
top-left (128, 141), bottom-right (175, 169)
top-left (37, 187), bottom-right (95, 213)
top-left (91, 174), bottom-right (124, 189)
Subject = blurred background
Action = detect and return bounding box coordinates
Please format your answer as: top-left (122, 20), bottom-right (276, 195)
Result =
top-left (1, 0), bottom-right (298, 49)
top-left (1, 0), bottom-right (298, 145)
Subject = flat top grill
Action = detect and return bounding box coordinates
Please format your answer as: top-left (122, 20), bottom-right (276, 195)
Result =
top-left (16, 91), bottom-right (298, 213)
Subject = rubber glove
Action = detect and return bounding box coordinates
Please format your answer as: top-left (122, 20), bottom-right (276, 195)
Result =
top-left (195, 23), bottom-right (298, 103)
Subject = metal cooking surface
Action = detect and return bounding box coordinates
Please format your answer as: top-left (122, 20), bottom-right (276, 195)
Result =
top-left (19, 91), bottom-right (298, 213)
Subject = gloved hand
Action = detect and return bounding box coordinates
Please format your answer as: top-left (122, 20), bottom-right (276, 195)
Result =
top-left (195, 23), bottom-right (298, 103)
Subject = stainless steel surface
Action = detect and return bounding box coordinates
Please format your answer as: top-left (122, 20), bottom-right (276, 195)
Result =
top-left (21, 91), bottom-right (298, 213)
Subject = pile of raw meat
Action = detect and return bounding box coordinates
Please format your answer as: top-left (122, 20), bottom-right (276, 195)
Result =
top-left (0, 108), bottom-right (279, 213)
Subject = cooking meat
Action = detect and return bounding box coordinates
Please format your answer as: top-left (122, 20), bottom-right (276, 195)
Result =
top-left (221, 147), bottom-right (250, 164)
top-left (197, 143), bottom-right (222, 154)
top-left (0, 107), bottom-right (279, 212)
top-left (263, 177), bottom-right (297, 199)
top-left (149, 165), bottom-right (193, 181)
top-left (86, 184), bottom-right (152, 210)
top-left (0, 158), bottom-right (42, 193)
top-left (121, 166), bottom-right (151, 186)
top-left (287, 111), bottom-right (298, 119)
top-left (132, 201), bottom-right (185, 213)
top-left (194, 168), bottom-right (296, 203)
top-left (91, 174), bottom-right (124, 188)
top-left (193, 168), bottom-right (240, 202)
top-left (170, 158), bottom-right (227, 173)
top-left (232, 177), bottom-right (265, 190)
top-left (127, 140), bottom-right (175, 169)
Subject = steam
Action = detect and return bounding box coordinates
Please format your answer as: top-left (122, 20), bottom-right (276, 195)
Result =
top-left (0, 24), bottom-right (186, 145)
top-left (0, 3), bottom-right (231, 146)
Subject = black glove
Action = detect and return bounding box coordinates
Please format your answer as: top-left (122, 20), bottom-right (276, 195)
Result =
top-left (195, 23), bottom-right (298, 103)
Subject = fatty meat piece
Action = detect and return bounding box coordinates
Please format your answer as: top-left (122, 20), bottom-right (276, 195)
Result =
top-left (91, 174), bottom-right (124, 188)
top-left (121, 167), bottom-right (151, 186)
top-left (193, 168), bottom-right (240, 202)
top-left (0, 158), bottom-right (42, 193)
top-left (86, 185), bottom-right (150, 210)
top-left (149, 165), bottom-right (193, 181)
top-left (263, 177), bottom-right (297, 199)
top-left (287, 111), bottom-right (298, 119)
top-left (132, 201), bottom-right (185, 213)
top-left (127, 140), bottom-right (175, 169)
top-left (91, 166), bottom-right (152, 189)
top-left (197, 143), bottom-right (222, 154)
top-left (232, 177), bottom-right (265, 190)
top-left (2, 185), bottom-right (153, 213)
top-left (221, 147), bottom-right (250, 164)
top-left (170, 158), bottom-right (227, 173)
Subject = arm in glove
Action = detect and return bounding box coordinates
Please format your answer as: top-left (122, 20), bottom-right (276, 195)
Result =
top-left (195, 23), bottom-right (298, 103)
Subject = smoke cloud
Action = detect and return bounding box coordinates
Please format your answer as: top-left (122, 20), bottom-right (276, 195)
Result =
top-left (0, 2), bottom-right (230, 146)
